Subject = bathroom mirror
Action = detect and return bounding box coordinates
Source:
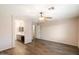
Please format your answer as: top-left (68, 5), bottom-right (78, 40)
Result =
top-left (19, 27), bottom-right (24, 32)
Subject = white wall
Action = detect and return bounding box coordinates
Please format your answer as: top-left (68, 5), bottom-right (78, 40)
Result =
top-left (40, 19), bottom-right (78, 46)
top-left (78, 18), bottom-right (79, 48)
top-left (32, 25), bottom-right (36, 38)
top-left (24, 19), bottom-right (33, 44)
top-left (36, 24), bottom-right (40, 39)
top-left (0, 15), bottom-right (12, 51)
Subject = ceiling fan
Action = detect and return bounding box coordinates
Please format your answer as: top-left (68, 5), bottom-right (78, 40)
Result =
top-left (40, 12), bottom-right (52, 19)
top-left (39, 7), bottom-right (54, 21)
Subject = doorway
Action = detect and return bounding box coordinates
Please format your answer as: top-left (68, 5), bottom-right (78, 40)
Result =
top-left (14, 19), bottom-right (25, 44)
top-left (12, 16), bottom-right (33, 48)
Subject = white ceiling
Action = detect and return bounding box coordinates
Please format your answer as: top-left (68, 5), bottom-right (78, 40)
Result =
top-left (0, 4), bottom-right (79, 23)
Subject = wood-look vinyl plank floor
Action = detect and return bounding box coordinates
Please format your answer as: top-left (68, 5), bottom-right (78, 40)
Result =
top-left (0, 39), bottom-right (78, 55)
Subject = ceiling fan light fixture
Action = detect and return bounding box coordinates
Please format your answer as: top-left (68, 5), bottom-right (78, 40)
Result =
top-left (39, 16), bottom-right (45, 21)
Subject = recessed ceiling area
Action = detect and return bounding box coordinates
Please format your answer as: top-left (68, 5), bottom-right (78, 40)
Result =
top-left (0, 4), bottom-right (79, 23)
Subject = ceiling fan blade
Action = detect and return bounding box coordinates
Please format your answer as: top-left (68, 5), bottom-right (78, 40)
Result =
top-left (45, 17), bottom-right (52, 19)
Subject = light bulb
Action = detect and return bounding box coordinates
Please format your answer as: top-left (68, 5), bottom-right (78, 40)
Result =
top-left (39, 17), bottom-right (44, 21)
